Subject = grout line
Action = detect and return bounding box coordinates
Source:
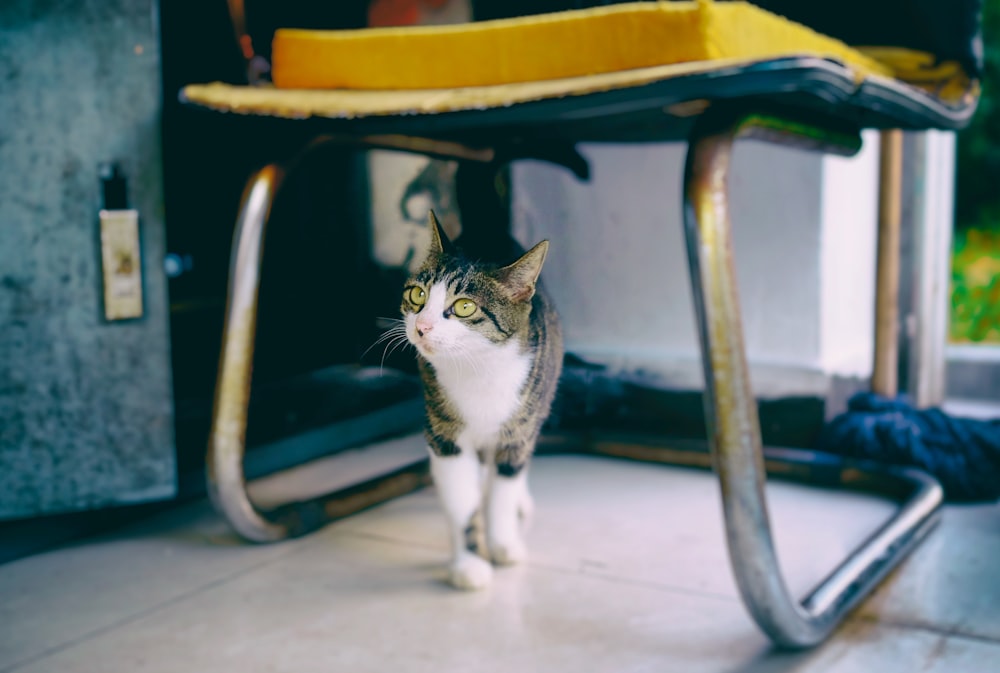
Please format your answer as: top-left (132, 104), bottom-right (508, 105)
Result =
top-left (533, 560), bottom-right (739, 603)
top-left (851, 615), bottom-right (1000, 647)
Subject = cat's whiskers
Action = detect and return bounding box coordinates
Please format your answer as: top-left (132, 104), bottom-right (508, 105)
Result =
top-left (367, 330), bottom-right (405, 354)
top-left (380, 334), bottom-right (413, 375)
top-left (361, 319), bottom-right (408, 359)
top-left (384, 333), bottom-right (412, 359)
top-left (360, 319), bottom-right (415, 375)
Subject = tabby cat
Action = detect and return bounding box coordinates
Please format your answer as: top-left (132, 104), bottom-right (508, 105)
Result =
top-left (401, 211), bottom-right (563, 590)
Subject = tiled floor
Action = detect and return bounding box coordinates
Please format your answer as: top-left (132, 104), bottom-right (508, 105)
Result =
top-left (2, 433), bottom-right (998, 673)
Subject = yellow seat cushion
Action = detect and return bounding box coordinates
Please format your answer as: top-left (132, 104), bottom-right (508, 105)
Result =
top-left (271, 1), bottom-right (892, 90)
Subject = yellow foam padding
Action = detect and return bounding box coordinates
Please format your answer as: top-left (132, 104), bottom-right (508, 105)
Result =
top-left (858, 47), bottom-right (978, 104)
top-left (271, 1), bottom-right (892, 90)
top-left (183, 58), bottom-right (771, 120)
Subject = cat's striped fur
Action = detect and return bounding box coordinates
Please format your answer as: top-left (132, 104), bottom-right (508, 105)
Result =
top-left (401, 211), bottom-right (562, 589)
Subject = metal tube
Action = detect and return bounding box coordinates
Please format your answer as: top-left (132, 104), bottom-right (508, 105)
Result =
top-left (207, 164), bottom-right (287, 542)
top-left (872, 130), bottom-right (904, 397)
top-left (683, 113), bottom-right (811, 645)
top-left (800, 467), bottom-right (940, 617)
top-left (681, 110), bottom-right (942, 648)
top-left (203, 134), bottom-right (499, 543)
top-left (206, 165), bottom-right (433, 541)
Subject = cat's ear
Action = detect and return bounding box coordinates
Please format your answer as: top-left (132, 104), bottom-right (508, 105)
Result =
top-left (497, 240), bottom-right (549, 302)
top-left (426, 210), bottom-right (456, 257)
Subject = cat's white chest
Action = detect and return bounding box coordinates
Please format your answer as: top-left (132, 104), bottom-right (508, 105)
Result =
top-left (433, 341), bottom-right (532, 447)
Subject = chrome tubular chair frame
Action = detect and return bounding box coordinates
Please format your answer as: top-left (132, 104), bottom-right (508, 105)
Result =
top-left (206, 106), bottom-right (944, 647)
top-left (205, 134), bottom-right (495, 542)
top-left (681, 108), bottom-right (942, 648)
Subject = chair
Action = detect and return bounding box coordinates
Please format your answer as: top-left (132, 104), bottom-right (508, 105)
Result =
top-left (180, 0), bottom-right (982, 648)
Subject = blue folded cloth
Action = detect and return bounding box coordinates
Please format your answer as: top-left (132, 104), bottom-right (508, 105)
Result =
top-left (817, 392), bottom-right (1000, 502)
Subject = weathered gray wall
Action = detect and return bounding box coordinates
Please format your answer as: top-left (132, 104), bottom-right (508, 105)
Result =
top-left (0, 0), bottom-right (176, 518)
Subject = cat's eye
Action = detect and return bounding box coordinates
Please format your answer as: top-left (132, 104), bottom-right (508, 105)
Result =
top-left (407, 286), bottom-right (426, 307)
top-left (452, 298), bottom-right (477, 318)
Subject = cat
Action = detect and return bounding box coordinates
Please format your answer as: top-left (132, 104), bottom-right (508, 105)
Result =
top-left (401, 211), bottom-right (563, 590)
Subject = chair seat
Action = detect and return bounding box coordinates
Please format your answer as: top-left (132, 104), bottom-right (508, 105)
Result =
top-left (181, 0), bottom-right (977, 141)
top-left (181, 56), bottom-right (975, 144)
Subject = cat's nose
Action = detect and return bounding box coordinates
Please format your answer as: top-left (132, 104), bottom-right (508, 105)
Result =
top-left (416, 322), bottom-right (433, 337)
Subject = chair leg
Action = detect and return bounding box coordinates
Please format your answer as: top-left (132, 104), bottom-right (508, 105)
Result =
top-left (207, 164), bottom-right (286, 542)
top-left (872, 129), bottom-right (904, 397)
top-left (203, 136), bottom-right (517, 543)
top-left (206, 163), bottom-right (430, 543)
top-left (681, 110), bottom-right (943, 648)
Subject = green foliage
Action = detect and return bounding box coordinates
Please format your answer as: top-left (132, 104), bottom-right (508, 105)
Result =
top-left (950, 0), bottom-right (1000, 343)
top-left (951, 226), bottom-right (1000, 342)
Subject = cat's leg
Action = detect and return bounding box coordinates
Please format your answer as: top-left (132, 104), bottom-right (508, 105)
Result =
top-left (428, 443), bottom-right (493, 590)
top-left (488, 445), bottom-right (531, 566)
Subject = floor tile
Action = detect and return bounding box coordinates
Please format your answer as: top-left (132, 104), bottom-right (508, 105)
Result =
top-left (10, 527), bottom-right (999, 673)
top-left (4, 532), bottom-right (758, 673)
top-left (734, 621), bottom-right (1000, 673)
top-left (857, 501), bottom-right (1000, 642)
top-left (329, 448), bottom-right (897, 600)
top-left (6, 439), bottom-right (998, 673)
top-left (0, 501), bottom-right (305, 672)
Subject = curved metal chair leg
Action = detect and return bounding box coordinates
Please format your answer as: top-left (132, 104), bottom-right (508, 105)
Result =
top-left (681, 110), bottom-right (944, 648)
top-left (203, 136), bottom-right (518, 543)
top-left (206, 163), bottom-right (430, 543)
top-left (207, 164), bottom-right (293, 542)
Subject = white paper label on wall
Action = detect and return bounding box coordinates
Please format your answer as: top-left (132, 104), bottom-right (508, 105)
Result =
top-left (99, 208), bottom-right (143, 321)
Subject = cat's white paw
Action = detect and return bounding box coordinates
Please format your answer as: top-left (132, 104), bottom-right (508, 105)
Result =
top-left (448, 554), bottom-right (493, 590)
top-left (490, 535), bottom-right (527, 566)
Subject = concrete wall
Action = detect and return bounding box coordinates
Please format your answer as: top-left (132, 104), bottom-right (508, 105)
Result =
top-left (512, 132), bottom-right (882, 398)
top-left (0, 0), bottom-right (176, 518)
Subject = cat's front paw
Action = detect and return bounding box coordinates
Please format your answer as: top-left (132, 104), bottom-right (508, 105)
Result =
top-left (448, 553), bottom-right (493, 590)
top-left (490, 536), bottom-right (527, 566)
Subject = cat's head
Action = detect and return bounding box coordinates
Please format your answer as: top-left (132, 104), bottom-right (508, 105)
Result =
top-left (401, 211), bottom-right (548, 362)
